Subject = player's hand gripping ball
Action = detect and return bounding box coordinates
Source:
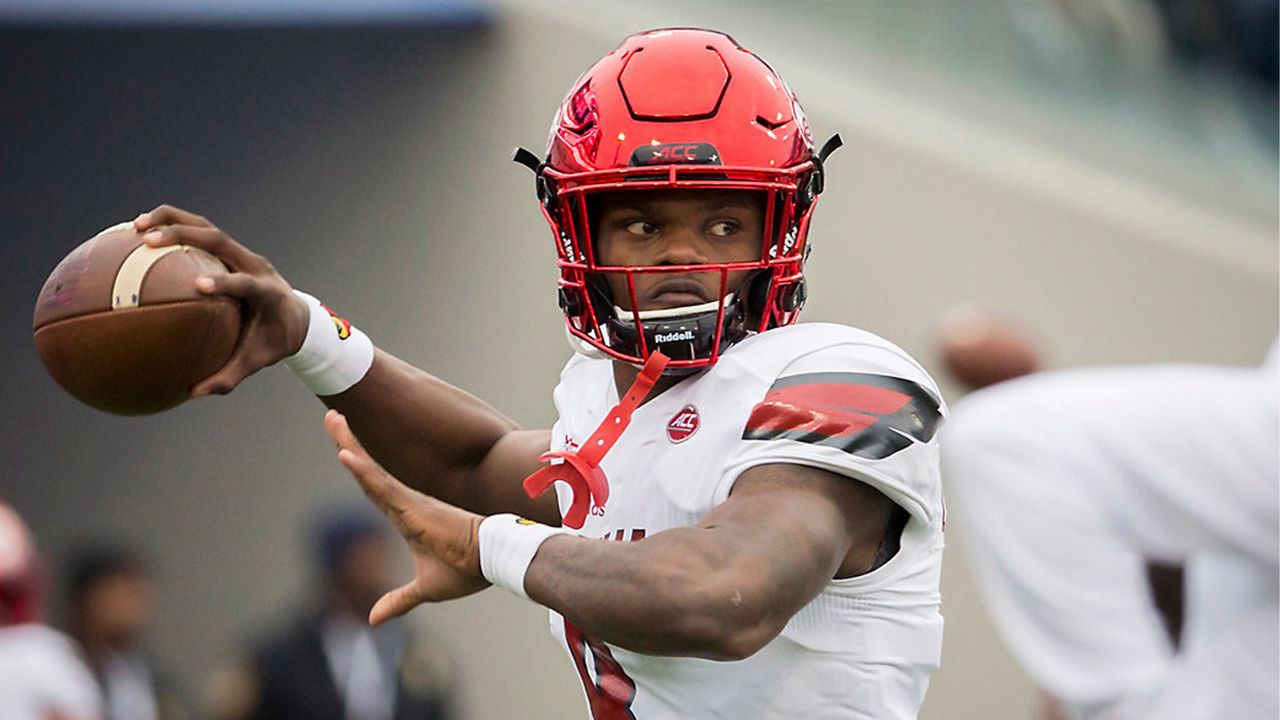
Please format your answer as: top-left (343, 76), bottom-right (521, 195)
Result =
top-left (33, 222), bottom-right (240, 415)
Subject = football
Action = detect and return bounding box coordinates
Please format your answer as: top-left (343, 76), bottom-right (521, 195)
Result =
top-left (935, 304), bottom-right (1042, 392)
top-left (33, 222), bottom-right (240, 415)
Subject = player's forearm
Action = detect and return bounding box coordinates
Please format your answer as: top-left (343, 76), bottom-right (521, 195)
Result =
top-left (524, 529), bottom-right (796, 661)
top-left (323, 349), bottom-right (520, 510)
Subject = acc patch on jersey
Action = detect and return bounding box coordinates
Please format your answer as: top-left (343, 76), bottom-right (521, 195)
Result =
top-left (742, 372), bottom-right (941, 459)
top-left (667, 404), bottom-right (700, 443)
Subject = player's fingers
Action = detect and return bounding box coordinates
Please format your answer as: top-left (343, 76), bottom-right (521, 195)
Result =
top-left (324, 411), bottom-right (454, 542)
top-left (323, 409), bottom-right (372, 457)
top-left (337, 447), bottom-right (414, 516)
top-left (140, 224), bottom-right (262, 274)
top-left (369, 581), bottom-right (426, 627)
top-left (193, 271), bottom-right (277, 303)
top-left (135, 204), bottom-right (214, 231)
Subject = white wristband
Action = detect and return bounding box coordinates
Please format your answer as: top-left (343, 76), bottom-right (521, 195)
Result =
top-left (479, 514), bottom-right (571, 599)
top-left (282, 290), bottom-right (374, 396)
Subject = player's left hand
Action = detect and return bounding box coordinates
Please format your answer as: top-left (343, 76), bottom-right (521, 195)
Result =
top-left (323, 409), bottom-right (490, 625)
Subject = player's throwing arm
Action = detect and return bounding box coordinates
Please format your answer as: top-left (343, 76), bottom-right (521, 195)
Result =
top-left (130, 205), bottom-right (560, 525)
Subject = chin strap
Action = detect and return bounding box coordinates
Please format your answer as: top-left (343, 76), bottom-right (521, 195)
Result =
top-left (522, 351), bottom-right (670, 529)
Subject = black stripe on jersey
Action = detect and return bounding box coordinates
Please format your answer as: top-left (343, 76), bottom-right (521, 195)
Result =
top-left (742, 372), bottom-right (943, 460)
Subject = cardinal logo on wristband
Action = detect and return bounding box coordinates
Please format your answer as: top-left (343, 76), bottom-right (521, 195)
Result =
top-left (667, 405), bottom-right (700, 443)
top-left (320, 303), bottom-right (352, 340)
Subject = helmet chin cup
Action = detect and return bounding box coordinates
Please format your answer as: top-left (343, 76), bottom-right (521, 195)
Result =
top-left (605, 295), bottom-right (747, 374)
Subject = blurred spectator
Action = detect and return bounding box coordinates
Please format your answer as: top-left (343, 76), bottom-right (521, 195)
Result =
top-left (942, 339), bottom-right (1277, 718)
top-left (0, 500), bottom-right (102, 720)
top-left (62, 545), bottom-right (188, 720)
top-left (209, 505), bottom-right (456, 720)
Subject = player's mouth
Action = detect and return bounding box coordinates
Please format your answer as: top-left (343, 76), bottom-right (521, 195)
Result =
top-left (643, 278), bottom-right (714, 310)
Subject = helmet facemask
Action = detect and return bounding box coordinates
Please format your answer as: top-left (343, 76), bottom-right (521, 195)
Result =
top-left (545, 168), bottom-right (815, 374)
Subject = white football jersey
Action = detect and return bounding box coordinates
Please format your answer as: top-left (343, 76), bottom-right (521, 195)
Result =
top-left (944, 345), bottom-right (1279, 720)
top-left (0, 623), bottom-right (102, 720)
top-left (547, 323), bottom-right (947, 720)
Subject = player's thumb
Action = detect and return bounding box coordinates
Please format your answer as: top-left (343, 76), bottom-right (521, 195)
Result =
top-left (369, 582), bottom-right (424, 627)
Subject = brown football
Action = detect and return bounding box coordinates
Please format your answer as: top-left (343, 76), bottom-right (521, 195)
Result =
top-left (935, 304), bottom-right (1042, 392)
top-left (33, 222), bottom-right (240, 415)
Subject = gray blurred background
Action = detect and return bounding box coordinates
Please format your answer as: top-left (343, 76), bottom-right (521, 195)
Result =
top-left (3, 0), bottom-right (1276, 717)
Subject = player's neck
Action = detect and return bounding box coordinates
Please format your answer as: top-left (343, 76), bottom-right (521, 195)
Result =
top-left (611, 360), bottom-right (686, 404)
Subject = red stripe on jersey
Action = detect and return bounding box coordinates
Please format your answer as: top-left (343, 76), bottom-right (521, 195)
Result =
top-left (563, 619), bottom-right (637, 719)
top-left (746, 382), bottom-right (911, 437)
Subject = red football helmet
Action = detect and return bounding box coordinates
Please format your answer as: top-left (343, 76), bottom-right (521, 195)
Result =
top-left (515, 28), bottom-right (841, 373)
top-left (0, 501), bottom-right (42, 626)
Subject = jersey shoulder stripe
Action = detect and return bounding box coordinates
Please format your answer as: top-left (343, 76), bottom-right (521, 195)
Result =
top-left (743, 371), bottom-right (943, 460)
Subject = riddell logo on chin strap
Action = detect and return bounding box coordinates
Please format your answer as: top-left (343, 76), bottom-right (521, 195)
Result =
top-left (654, 330), bottom-right (694, 343)
top-left (667, 404), bottom-right (700, 443)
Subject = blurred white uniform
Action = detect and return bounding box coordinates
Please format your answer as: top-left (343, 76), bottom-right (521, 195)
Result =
top-left (0, 501), bottom-right (102, 720)
top-left (0, 623), bottom-right (102, 720)
top-left (548, 323), bottom-right (947, 720)
top-left (944, 344), bottom-right (1279, 720)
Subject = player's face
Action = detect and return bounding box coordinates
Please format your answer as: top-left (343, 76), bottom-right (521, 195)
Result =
top-left (81, 572), bottom-right (153, 648)
top-left (336, 534), bottom-right (395, 615)
top-left (595, 190), bottom-right (764, 311)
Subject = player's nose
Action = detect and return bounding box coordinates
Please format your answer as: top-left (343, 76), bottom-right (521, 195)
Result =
top-left (654, 224), bottom-right (708, 266)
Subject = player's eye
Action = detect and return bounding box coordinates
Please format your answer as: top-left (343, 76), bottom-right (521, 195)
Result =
top-left (624, 220), bottom-right (659, 236)
top-left (706, 220), bottom-right (739, 237)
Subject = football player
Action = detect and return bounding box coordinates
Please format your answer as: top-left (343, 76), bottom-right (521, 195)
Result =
top-left (135, 29), bottom-right (946, 719)
top-left (944, 344), bottom-right (1278, 720)
top-left (0, 501), bottom-right (103, 720)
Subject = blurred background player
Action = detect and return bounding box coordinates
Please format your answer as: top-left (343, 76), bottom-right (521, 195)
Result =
top-left (933, 305), bottom-right (1044, 391)
top-left (942, 341), bottom-right (1278, 719)
top-left (61, 545), bottom-right (188, 720)
top-left (208, 504), bottom-right (455, 720)
top-left (933, 305), bottom-right (1187, 720)
top-left (0, 500), bottom-right (102, 720)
